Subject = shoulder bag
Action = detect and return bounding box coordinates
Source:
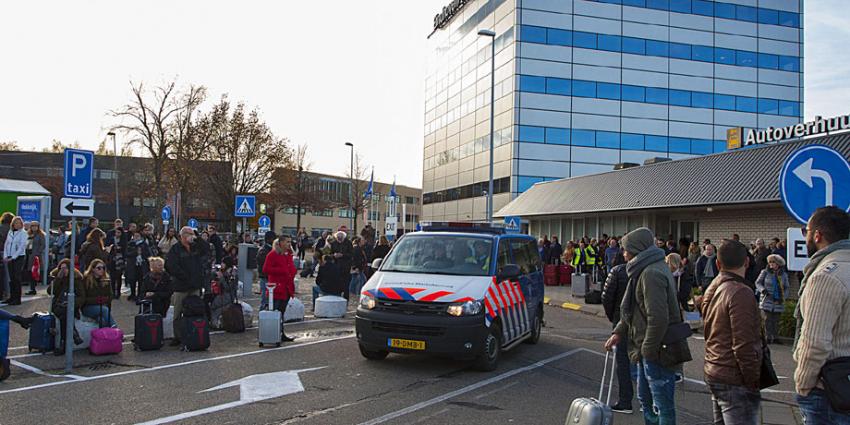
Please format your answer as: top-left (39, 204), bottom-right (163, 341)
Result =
top-left (820, 357), bottom-right (850, 413)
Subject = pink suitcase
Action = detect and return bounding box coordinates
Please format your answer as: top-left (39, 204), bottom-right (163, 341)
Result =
top-left (90, 327), bottom-right (124, 355)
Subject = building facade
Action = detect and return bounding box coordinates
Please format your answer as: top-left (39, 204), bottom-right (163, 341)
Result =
top-left (422, 0), bottom-right (804, 221)
top-left (272, 171), bottom-right (422, 239)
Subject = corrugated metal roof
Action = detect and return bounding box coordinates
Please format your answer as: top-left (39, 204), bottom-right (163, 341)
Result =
top-left (495, 132), bottom-right (850, 218)
top-left (0, 178), bottom-right (50, 195)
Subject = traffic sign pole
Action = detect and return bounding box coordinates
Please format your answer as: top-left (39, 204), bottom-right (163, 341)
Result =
top-left (65, 218), bottom-right (76, 372)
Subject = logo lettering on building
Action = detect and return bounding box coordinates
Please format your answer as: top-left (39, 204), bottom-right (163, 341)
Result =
top-left (432, 0), bottom-right (472, 31)
top-left (740, 114), bottom-right (850, 148)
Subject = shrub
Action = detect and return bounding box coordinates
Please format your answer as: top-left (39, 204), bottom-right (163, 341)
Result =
top-left (779, 299), bottom-right (797, 338)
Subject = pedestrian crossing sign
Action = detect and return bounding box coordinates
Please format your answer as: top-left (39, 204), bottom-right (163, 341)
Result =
top-left (235, 195), bottom-right (256, 218)
top-left (504, 216), bottom-right (521, 233)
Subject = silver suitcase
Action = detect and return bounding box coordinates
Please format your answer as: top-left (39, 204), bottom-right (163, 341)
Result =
top-left (571, 273), bottom-right (588, 297)
top-left (565, 350), bottom-right (615, 425)
top-left (258, 287), bottom-right (282, 347)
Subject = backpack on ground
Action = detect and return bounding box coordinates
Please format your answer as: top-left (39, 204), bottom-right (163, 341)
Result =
top-left (181, 316), bottom-right (210, 351)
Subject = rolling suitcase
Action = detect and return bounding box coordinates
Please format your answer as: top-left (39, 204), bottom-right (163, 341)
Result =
top-left (134, 301), bottom-right (163, 351)
top-left (566, 349), bottom-right (615, 425)
top-left (258, 286), bottom-right (282, 347)
top-left (181, 316), bottom-right (210, 351)
top-left (28, 312), bottom-right (55, 353)
top-left (559, 265), bottom-right (573, 285)
top-left (571, 273), bottom-right (588, 298)
top-left (544, 264), bottom-right (559, 286)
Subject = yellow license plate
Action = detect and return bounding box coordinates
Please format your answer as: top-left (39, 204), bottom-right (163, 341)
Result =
top-left (388, 338), bottom-right (426, 350)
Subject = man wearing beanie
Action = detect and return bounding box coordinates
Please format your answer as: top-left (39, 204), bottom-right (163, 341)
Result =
top-left (605, 227), bottom-right (692, 424)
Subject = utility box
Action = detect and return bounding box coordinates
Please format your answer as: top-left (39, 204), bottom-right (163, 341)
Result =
top-left (237, 243), bottom-right (258, 298)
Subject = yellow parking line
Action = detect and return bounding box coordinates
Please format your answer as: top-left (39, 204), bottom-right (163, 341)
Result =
top-left (561, 302), bottom-right (581, 311)
top-left (543, 296), bottom-right (551, 304)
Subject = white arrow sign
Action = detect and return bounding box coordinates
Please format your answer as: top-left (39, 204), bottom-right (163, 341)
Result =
top-left (136, 367), bottom-right (324, 425)
top-left (59, 197), bottom-right (94, 217)
top-left (793, 158), bottom-right (834, 206)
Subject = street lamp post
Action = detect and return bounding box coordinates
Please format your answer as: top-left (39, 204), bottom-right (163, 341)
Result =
top-left (107, 131), bottom-right (119, 220)
top-left (478, 29), bottom-right (496, 223)
top-left (345, 142), bottom-right (354, 232)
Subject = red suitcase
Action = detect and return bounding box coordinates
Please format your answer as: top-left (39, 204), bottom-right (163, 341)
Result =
top-left (559, 265), bottom-right (573, 286)
top-left (544, 264), bottom-right (559, 286)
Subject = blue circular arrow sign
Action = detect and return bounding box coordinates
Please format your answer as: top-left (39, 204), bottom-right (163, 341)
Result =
top-left (779, 144), bottom-right (850, 225)
top-left (258, 215), bottom-right (271, 228)
top-left (161, 205), bottom-right (172, 221)
top-left (187, 218), bottom-right (199, 229)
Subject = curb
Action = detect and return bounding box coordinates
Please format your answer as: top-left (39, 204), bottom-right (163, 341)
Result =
top-left (543, 296), bottom-right (604, 317)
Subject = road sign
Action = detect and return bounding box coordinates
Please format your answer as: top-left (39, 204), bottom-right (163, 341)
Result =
top-left (235, 195), bottom-right (256, 218)
top-left (17, 199), bottom-right (41, 223)
top-left (786, 227), bottom-right (809, 272)
top-left (60, 198), bottom-right (95, 217)
top-left (63, 148), bottom-right (94, 199)
top-left (161, 205), bottom-right (172, 221)
top-left (187, 218), bottom-right (199, 229)
top-left (137, 368), bottom-right (324, 425)
top-left (385, 217), bottom-right (398, 239)
top-left (779, 144), bottom-right (850, 224)
top-left (504, 216), bottom-right (521, 234)
top-left (258, 215), bottom-right (271, 230)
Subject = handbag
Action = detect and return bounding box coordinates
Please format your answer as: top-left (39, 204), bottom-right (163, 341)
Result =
top-left (820, 357), bottom-right (850, 413)
top-left (662, 322), bottom-right (693, 345)
top-left (759, 339), bottom-right (780, 389)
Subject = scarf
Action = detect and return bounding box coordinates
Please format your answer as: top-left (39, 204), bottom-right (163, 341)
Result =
top-left (620, 246), bottom-right (667, 326)
top-left (793, 239), bottom-right (850, 349)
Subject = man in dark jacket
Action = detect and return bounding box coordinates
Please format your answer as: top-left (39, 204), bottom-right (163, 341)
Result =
top-left (601, 249), bottom-right (633, 413)
top-left (165, 226), bottom-right (208, 346)
top-left (549, 236), bottom-right (563, 265)
top-left (696, 244), bottom-right (719, 291)
top-left (699, 239), bottom-right (762, 425)
top-left (207, 224), bottom-right (224, 264)
top-left (605, 227), bottom-right (691, 424)
top-left (330, 231), bottom-right (353, 300)
top-left (256, 231), bottom-right (276, 310)
top-left (313, 255), bottom-right (342, 310)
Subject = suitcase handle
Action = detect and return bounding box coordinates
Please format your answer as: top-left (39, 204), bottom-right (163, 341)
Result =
top-left (138, 300), bottom-right (153, 315)
top-left (598, 348), bottom-right (616, 404)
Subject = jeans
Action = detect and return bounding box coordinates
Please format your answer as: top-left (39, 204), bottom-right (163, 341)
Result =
top-left (110, 270), bottom-right (123, 298)
top-left (762, 311), bottom-right (781, 342)
top-left (615, 337), bottom-right (635, 407)
top-left (637, 359), bottom-right (677, 425)
top-left (259, 277), bottom-right (268, 310)
top-left (171, 290), bottom-right (202, 342)
top-left (797, 388), bottom-right (850, 425)
top-left (6, 257), bottom-right (24, 303)
top-left (272, 298), bottom-right (289, 335)
top-left (349, 272), bottom-right (366, 296)
top-left (708, 383), bottom-right (760, 425)
top-left (82, 304), bottom-right (115, 327)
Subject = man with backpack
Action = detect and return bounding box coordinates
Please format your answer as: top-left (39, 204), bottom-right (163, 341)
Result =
top-left (165, 227), bottom-right (208, 347)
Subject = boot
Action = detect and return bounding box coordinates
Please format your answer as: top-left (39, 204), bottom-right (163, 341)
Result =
top-left (0, 358), bottom-right (10, 381)
top-left (73, 328), bottom-right (83, 346)
top-left (11, 315), bottom-right (33, 330)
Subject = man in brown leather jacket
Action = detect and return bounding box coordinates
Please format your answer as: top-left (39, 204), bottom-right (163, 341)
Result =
top-left (699, 239), bottom-right (762, 425)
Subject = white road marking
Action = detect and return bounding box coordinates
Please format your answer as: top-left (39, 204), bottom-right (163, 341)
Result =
top-left (0, 335), bottom-right (354, 395)
top-left (358, 348), bottom-right (585, 425)
top-left (9, 360), bottom-right (86, 380)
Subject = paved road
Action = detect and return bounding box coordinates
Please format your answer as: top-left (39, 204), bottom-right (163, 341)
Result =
top-left (1, 279), bottom-right (800, 425)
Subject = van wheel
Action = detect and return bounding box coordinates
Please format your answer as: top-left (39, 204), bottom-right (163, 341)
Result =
top-left (474, 325), bottom-right (501, 371)
top-left (525, 307), bottom-right (543, 345)
top-left (359, 344), bottom-right (389, 360)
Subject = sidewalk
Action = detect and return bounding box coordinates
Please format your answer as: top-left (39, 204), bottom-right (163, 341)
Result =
top-left (543, 284), bottom-right (607, 318)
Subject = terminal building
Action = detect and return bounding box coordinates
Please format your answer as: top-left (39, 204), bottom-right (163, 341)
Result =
top-left (422, 0), bottom-right (804, 221)
top-left (493, 128), bottom-right (849, 247)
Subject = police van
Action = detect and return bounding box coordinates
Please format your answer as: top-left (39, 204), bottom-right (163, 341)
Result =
top-left (355, 222), bottom-right (544, 371)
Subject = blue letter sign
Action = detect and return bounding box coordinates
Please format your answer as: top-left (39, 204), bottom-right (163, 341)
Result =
top-left (63, 148), bottom-right (94, 199)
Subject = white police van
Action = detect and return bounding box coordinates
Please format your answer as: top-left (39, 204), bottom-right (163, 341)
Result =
top-left (355, 222), bottom-right (544, 371)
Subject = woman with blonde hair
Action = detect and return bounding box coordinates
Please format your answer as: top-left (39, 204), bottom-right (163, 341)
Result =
top-left (81, 259), bottom-right (115, 327)
top-left (3, 216), bottom-right (27, 305)
top-left (755, 254), bottom-right (790, 344)
top-left (665, 253), bottom-right (695, 312)
top-left (25, 221), bottom-right (46, 295)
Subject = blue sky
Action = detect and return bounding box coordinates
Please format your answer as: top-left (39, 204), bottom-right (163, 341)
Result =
top-left (0, 1), bottom-right (842, 188)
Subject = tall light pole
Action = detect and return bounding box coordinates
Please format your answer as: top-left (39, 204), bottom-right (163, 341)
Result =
top-left (107, 131), bottom-right (119, 220)
top-left (478, 29), bottom-right (496, 223)
top-left (345, 142), bottom-right (354, 232)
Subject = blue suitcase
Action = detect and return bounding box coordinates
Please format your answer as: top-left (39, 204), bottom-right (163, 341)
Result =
top-left (28, 312), bottom-right (55, 354)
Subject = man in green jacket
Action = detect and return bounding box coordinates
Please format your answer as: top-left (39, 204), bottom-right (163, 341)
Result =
top-left (605, 227), bottom-right (691, 425)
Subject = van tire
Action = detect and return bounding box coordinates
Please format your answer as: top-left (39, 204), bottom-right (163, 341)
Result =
top-left (474, 324), bottom-right (502, 372)
top-left (525, 306), bottom-right (543, 345)
top-left (359, 344), bottom-right (389, 361)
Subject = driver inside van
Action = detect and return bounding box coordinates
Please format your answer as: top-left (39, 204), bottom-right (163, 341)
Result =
top-left (466, 241), bottom-right (490, 271)
top-left (423, 243), bottom-right (453, 269)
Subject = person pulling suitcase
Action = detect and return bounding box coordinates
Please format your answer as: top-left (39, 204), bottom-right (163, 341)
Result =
top-left (566, 348), bottom-right (615, 425)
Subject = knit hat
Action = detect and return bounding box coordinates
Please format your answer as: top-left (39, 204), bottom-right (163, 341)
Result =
top-left (621, 227), bottom-right (655, 255)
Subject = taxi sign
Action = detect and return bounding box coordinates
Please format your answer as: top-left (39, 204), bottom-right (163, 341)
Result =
top-left (63, 148), bottom-right (94, 199)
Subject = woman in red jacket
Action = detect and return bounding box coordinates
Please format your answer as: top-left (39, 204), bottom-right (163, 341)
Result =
top-left (262, 236), bottom-right (297, 341)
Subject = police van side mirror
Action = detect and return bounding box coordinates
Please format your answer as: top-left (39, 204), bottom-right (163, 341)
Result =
top-left (371, 258), bottom-right (383, 270)
top-left (498, 264), bottom-right (521, 281)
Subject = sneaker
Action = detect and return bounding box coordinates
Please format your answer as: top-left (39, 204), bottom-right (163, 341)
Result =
top-left (281, 335), bottom-right (295, 342)
top-left (611, 403), bottom-right (633, 414)
top-left (25, 290), bottom-right (37, 296)
top-left (675, 373), bottom-right (684, 383)
top-left (0, 359), bottom-right (9, 381)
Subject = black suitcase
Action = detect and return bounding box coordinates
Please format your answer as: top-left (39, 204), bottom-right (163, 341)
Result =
top-left (585, 291), bottom-right (602, 305)
top-left (134, 301), bottom-right (163, 351)
top-left (29, 312), bottom-right (55, 353)
top-left (221, 303), bottom-right (245, 333)
top-left (182, 316), bottom-right (210, 351)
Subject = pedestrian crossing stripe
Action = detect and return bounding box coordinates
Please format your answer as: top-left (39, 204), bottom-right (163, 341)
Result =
top-left (237, 198), bottom-right (254, 214)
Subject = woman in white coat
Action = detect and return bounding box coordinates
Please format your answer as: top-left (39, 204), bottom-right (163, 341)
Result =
top-left (3, 216), bottom-right (28, 305)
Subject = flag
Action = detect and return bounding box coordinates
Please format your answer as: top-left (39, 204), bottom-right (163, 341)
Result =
top-left (389, 176), bottom-right (397, 199)
top-left (364, 167), bottom-right (374, 199)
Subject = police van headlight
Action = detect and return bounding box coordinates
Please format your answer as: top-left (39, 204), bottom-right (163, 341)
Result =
top-left (359, 294), bottom-right (376, 310)
top-left (447, 300), bottom-right (483, 317)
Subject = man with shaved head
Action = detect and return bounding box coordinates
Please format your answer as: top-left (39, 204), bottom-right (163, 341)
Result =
top-left (165, 226), bottom-right (209, 346)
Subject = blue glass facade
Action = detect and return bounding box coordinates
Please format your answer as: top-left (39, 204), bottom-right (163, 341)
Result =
top-left (422, 0), bottom-right (803, 222)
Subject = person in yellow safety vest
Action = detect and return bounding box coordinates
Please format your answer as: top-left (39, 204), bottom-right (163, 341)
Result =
top-left (585, 242), bottom-right (598, 281)
top-left (573, 241), bottom-right (587, 272)
top-left (465, 241), bottom-right (491, 271)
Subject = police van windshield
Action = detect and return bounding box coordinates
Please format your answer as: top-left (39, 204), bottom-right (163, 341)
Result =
top-left (381, 235), bottom-right (492, 276)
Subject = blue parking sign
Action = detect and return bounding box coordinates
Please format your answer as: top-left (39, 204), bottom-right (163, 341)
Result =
top-left (235, 195), bottom-right (256, 218)
top-left (780, 144), bottom-right (850, 224)
top-left (63, 148), bottom-right (94, 199)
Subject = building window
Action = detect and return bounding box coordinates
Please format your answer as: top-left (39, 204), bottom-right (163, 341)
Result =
top-left (339, 208), bottom-right (354, 218)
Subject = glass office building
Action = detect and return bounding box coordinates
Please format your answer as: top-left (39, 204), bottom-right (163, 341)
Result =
top-left (422, 0), bottom-right (803, 221)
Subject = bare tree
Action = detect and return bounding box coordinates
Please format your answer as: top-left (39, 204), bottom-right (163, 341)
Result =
top-left (110, 81), bottom-right (183, 222)
top-left (164, 84), bottom-right (208, 219)
top-left (270, 144), bottom-right (334, 232)
top-left (42, 139), bottom-right (81, 153)
top-left (0, 141), bottom-right (19, 151)
top-left (345, 152), bottom-right (369, 236)
top-left (198, 97), bottom-right (294, 231)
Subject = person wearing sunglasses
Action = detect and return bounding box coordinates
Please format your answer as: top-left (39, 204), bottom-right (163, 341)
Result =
top-left (80, 259), bottom-right (116, 327)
